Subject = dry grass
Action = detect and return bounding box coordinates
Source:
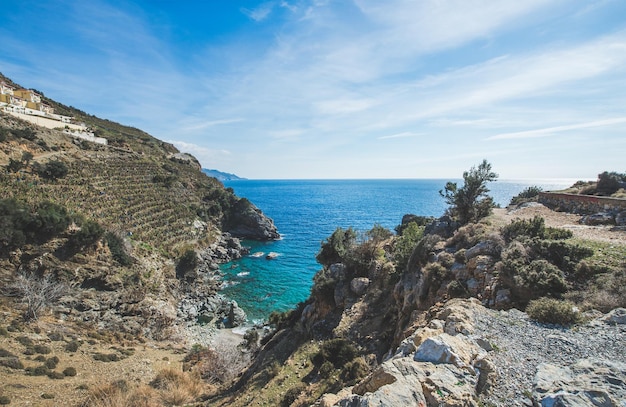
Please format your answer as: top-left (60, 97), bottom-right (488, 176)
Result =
top-left (81, 368), bottom-right (204, 407)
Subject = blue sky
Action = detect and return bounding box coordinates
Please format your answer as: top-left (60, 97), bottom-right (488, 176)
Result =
top-left (1, 0), bottom-right (625, 179)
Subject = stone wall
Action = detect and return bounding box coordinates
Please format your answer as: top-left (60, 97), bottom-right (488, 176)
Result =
top-left (538, 192), bottom-right (626, 215)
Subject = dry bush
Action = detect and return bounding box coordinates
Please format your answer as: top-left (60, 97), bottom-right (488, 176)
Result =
top-left (3, 272), bottom-right (67, 320)
top-left (150, 368), bottom-right (204, 406)
top-left (192, 342), bottom-right (251, 385)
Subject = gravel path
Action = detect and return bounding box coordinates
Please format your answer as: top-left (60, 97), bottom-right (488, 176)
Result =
top-left (474, 308), bottom-right (626, 406)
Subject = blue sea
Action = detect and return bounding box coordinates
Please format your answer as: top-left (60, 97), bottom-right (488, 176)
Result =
top-left (220, 179), bottom-right (573, 323)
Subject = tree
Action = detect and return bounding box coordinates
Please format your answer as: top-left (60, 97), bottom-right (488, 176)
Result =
top-left (440, 159), bottom-right (498, 225)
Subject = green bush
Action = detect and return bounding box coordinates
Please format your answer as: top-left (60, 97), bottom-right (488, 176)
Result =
top-left (319, 360), bottom-right (335, 379)
top-left (27, 365), bottom-right (50, 376)
top-left (34, 345), bottom-right (52, 354)
top-left (0, 395), bottom-right (11, 405)
top-left (63, 367), bottom-right (77, 377)
top-left (45, 356), bottom-right (59, 369)
top-left (64, 340), bottom-right (81, 353)
top-left (176, 249), bottom-right (198, 279)
top-left (37, 160), bottom-right (68, 180)
top-left (316, 227), bottom-right (357, 266)
top-left (502, 216), bottom-right (573, 242)
top-left (393, 222), bottom-right (425, 271)
top-left (69, 218), bottom-right (104, 248)
top-left (597, 171), bottom-right (625, 195)
top-left (281, 383), bottom-right (306, 407)
top-left (16, 336), bottom-right (34, 347)
top-left (105, 232), bottom-right (133, 266)
top-left (509, 186), bottom-right (542, 206)
top-left (0, 327), bottom-right (7, 336)
top-left (514, 260), bottom-right (567, 297)
top-left (317, 338), bottom-right (358, 368)
top-left (340, 358), bottom-right (369, 385)
top-left (526, 298), bottom-right (580, 325)
top-left (47, 371), bottom-right (65, 380)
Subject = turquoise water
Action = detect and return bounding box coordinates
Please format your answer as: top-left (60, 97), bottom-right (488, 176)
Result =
top-left (220, 179), bottom-right (572, 322)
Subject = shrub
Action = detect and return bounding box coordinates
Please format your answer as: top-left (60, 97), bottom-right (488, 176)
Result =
top-left (281, 383), bottom-right (306, 407)
top-left (45, 356), bottom-right (59, 369)
top-left (440, 159), bottom-right (498, 225)
top-left (514, 260), bottom-right (567, 297)
top-left (526, 298), bottom-right (580, 325)
top-left (393, 222), bottom-right (425, 271)
top-left (0, 357), bottom-right (24, 370)
top-left (37, 160), bottom-right (68, 180)
top-left (447, 280), bottom-right (467, 298)
top-left (48, 332), bottom-right (64, 341)
top-left (34, 201), bottom-right (71, 240)
top-left (0, 327), bottom-right (7, 336)
top-left (319, 360), bottom-right (335, 379)
top-left (509, 186), bottom-right (542, 206)
top-left (65, 340), bottom-right (81, 352)
top-left (176, 249), bottom-right (198, 279)
top-left (597, 171), bottom-right (625, 195)
top-left (316, 227), bottom-right (357, 266)
top-left (63, 367), bottom-right (78, 376)
top-left (438, 252), bottom-right (455, 268)
top-left (27, 365), bottom-right (50, 376)
top-left (340, 358), bottom-right (369, 385)
top-left (34, 345), bottom-right (52, 354)
top-left (16, 336), bottom-right (34, 347)
top-left (502, 216), bottom-right (573, 243)
top-left (0, 395), bottom-right (10, 405)
top-left (48, 371), bottom-right (65, 380)
top-left (105, 232), bottom-right (133, 266)
top-left (317, 338), bottom-right (358, 368)
top-left (41, 394), bottom-right (54, 399)
top-left (69, 218), bottom-right (104, 249)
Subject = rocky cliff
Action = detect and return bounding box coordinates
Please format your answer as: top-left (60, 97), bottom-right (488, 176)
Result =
top-left (207, 204), bottom-right (626, 407)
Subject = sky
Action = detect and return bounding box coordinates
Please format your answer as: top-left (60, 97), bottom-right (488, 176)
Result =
top-left (1, 0), bottom-right (625, 180)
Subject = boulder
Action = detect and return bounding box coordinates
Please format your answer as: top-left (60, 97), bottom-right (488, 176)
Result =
top-left (414, 333), bottom-right (482, 368)
top-left (350, 277), bottom-right (370, 296)
top-left (616, 211), bottom-right (626, 227)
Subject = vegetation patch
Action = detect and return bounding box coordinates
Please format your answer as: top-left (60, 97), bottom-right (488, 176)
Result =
top-left (526, 298), bottom-right (580, 325)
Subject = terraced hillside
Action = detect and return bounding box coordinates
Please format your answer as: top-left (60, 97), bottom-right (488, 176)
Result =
top-left (0, 112), bottom-right (256, 254)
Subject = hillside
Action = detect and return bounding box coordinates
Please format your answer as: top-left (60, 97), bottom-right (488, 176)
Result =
top-left (0, 73), bottom-right (279, 346)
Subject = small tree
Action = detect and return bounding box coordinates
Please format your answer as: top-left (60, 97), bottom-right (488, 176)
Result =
top-left (440, 159), bottom-right (498, 225)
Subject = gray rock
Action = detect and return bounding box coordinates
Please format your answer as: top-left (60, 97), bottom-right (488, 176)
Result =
top-left (580, 212), bottom-right (615, 226)
top-left (601, 308), bottom-right (626, 325)
top-left (466, 240), bottom-right (501, 260)
top-left (616, 211), bottom-right (626, 227)
top-left (350, 277), bottom-right (370, 296)
top-left (534, 359), bottom-right (626, 407)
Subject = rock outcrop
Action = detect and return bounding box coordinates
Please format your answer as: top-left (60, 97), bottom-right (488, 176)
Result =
top-left (226, 198), bottom-right (280, 240)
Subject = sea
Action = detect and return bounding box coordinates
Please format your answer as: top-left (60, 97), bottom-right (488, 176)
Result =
top-left (220, 178), bottom-right (574, 323)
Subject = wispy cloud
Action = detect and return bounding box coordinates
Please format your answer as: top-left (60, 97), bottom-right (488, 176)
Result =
top-left (241, 2), bottom-right (275, 21)
top-left (182, 118), bottom-right (244, 132)
top-left (487, 117), bottom-right (626, 140)
top-left (378, 132), bottom-right (423, 140)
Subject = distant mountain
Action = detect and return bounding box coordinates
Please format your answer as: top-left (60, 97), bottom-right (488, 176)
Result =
top-left (202, 168), bottom-right (245, 181)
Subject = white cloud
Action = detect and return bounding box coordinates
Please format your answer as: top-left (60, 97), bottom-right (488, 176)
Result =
top-left (378, 132), bottom-right (423, 140)
top-left (182, 118), bottom-right (244, 132)
top-left (241, 2), bottom-right (275, 21)
top-left (487, 117), bottom-right (626, 140)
